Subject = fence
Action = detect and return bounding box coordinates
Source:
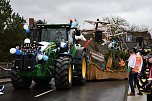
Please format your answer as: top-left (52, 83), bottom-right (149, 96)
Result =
top-left (0, 62), bottom-right (11, 78)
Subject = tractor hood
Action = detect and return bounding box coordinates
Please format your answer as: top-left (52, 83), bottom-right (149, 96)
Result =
top-left (38, 41), bottom-right (50, 52)
top-left (38, 41), bottom-right (57, 52)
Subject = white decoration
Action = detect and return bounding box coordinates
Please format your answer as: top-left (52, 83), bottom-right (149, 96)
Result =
top-left (10, 48), bottom-right (16, 54)
top-left (37, 54), bottom-right (43, 60)
top-left (80, 34), bottom-right (86, 41)
top-left (23, 24), bottom-right (29, 30)
top-left (60, 42), bottom-right (67, 48)
top-left (75, 34), bottom-right (86, 41)
top-left (38, 41), bottom-right (50, 52)
top-left (24, 38), bottom-right (30, 43)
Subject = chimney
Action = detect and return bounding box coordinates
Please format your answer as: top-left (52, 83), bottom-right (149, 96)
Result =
top-left (29, 18), bottom-right (34, 26)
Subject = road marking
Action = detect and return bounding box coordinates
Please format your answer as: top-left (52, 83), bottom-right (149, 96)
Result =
top-left (34, 89), bottom-right (55, 98)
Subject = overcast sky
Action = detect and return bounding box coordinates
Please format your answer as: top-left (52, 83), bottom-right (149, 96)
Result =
top-left (10, 0), bottom-right (152, 29)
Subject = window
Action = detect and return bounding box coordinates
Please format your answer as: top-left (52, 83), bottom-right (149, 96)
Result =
top-left (41, 28), bottom-right (67, 43)
top-left (126, 32), bottom-right (132, 42)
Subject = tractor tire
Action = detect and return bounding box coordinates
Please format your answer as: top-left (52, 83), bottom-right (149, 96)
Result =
top-left (33, 77), bottom-right (52, 85)
top-left (55, 57), bottom-right (72, 90)
top-left (74, 52), bottom-right (87, 85)
top-left (11, 70), bottom-right (32, 89)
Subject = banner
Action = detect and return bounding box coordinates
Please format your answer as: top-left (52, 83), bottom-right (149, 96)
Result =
top-left (90, 51), bottom-right (105, 63)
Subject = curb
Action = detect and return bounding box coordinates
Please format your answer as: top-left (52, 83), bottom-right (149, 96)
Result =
top-left (124, 83), bottom-right (129, 101)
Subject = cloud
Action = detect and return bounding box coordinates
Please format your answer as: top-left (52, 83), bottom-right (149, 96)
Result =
top-left (10, 0), bottom-right (152, 28)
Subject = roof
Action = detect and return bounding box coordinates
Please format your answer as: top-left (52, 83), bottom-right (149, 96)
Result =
top-left (37, 24), bottom-right (71, 29)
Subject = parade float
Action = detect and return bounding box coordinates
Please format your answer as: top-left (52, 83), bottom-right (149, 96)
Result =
top-left (79, 19), bottom-right (130, 80)
top-left (81, 19), bottom-right (152, 82)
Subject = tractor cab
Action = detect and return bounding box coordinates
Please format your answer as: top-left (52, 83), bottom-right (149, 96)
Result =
top-left (32, 24), bottom-right (70, 43)
top-left (30, 24), bottom-right (72, 53)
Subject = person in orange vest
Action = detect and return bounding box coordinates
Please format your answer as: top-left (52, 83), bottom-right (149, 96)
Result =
top-left (128, 51), bottom-right (143, 96)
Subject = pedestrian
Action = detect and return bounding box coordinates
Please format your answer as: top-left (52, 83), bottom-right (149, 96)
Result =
top-left (0, 85), bottom-right (4, 95)
top-left (128, 50), bottom-right (143, 96)
top-left (0, 66), bottom-right (6, 95)
top-left (146, 53), bottom-right (152, 101)
top-left (127, 50), bottom-right (137, 87)
top-left (127, 50), bottom-right (135, 73)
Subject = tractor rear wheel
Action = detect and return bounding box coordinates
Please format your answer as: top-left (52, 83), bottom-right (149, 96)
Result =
top-left (11, 70), bottom-right (32, 89)
top-left (55, 57), bottom-right (72, 90)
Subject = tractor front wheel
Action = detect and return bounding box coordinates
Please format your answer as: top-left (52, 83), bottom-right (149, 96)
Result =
top-left (11, 70), bottom-right (32, 89)
top-left (55, 57), bottom-right (72, 90)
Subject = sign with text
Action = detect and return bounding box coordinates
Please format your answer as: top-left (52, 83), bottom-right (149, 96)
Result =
top-left (90, 51), bottom-right (105, 63)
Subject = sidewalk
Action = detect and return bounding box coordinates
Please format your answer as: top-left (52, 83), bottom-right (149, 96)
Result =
top-left (127, 86), bottom-right (147, 101)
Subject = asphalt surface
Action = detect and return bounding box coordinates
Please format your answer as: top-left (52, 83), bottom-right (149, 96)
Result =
top-left (0, 79), bottom-right (128, 101)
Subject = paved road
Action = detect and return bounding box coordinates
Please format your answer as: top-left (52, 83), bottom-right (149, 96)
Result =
top-left (0, 79), bottom-right (128, 101)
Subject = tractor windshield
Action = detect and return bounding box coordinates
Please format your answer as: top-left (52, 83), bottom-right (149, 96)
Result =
top-left (41, 28), bottom-right (67, 43)
top-left (31, 24), bottom-right (70, 43)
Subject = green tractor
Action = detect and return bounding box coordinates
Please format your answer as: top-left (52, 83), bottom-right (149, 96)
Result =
top-left (10, 21), bottom-right (88, 90)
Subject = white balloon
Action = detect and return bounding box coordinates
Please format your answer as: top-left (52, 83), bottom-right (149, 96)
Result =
top-left (10, 48), bottom-right (16, 54)
top-left (37, 54), bottom-right (43, 60)
top-left (24, 38), bottom-right (30, 43)
top-left (23, 24), bottom-right (29, 30)
top-left (60, 42), bottom-right (67, 48)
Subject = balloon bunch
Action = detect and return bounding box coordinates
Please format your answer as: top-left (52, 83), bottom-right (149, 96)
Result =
top-left (10, 47), bottom-right (22, 55)
top-left (10, 39), bottom-right (49, 61)
top-left (23, 24), bottom-right (30, 37)
top-left (36, 54), bottom-right (48, 61)
top-left (10, 46), bottom-right (49, 61)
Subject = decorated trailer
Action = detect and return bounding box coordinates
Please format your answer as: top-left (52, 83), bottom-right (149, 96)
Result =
top-left (80, 19), bottom-right (129, 80)
top-left (82, 19), bottom-right (152, 81)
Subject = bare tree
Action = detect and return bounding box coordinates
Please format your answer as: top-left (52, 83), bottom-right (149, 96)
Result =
top-left (128, 24), bottom-right (149, 32)
top-left (102, 16), bottom-right (129, 34)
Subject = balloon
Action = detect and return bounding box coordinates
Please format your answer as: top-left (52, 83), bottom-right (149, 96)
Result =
top-left (25, 28), bottom-right (30, 33)
top-left (15, 49), bottom-right (22, 55)
top-left (71, 22), bottom-right (77, 28)
top-left (60, 42), bottom-right (67, 48)
top-left (43, 55), bottom-right (48, 61)
top-left (23, 24), bottom-right (29, 30)
top-left (10, 48), bottom-right (16, 54)
top-left (37, 54), bottom-right (43, 60)
top-left (24, 38), bottom-right (30, 43)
